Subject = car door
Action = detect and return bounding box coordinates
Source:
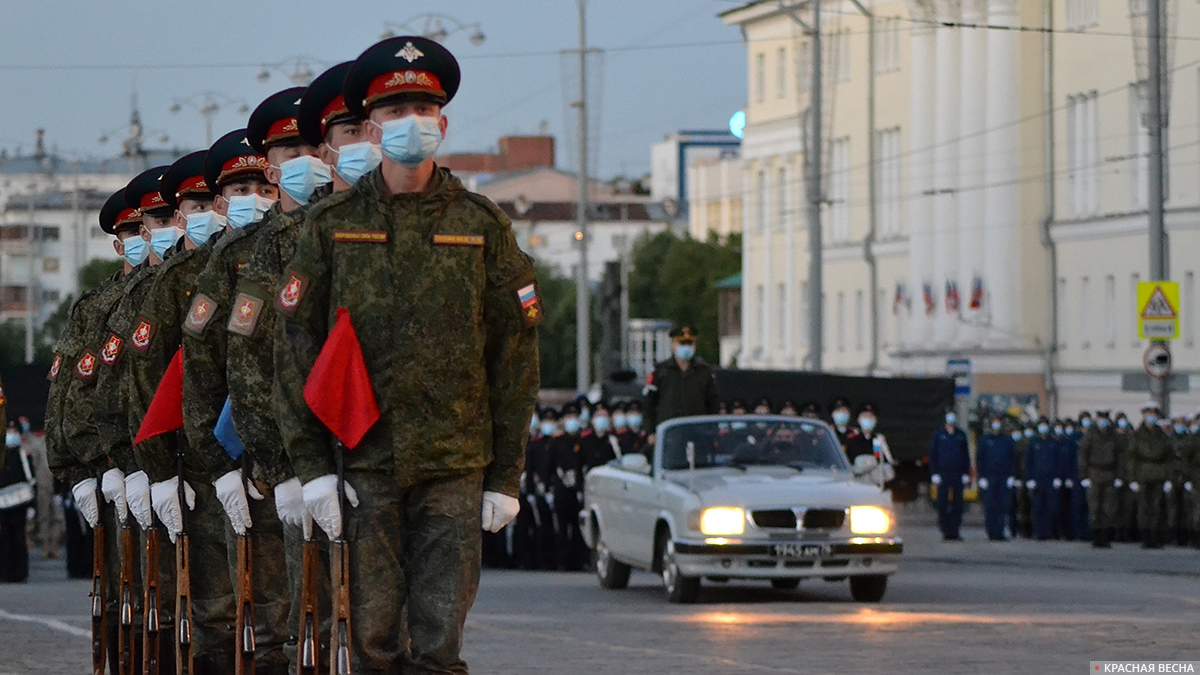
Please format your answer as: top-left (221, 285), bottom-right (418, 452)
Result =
top-left (619, 470), bottom-right (659, 568)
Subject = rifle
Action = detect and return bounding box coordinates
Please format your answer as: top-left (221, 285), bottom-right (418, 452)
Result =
top-left (174, 432), bottom-right (194, 675)
top-left (118, 510), bottom-right (136, 675)
top-left (91, 487), bottom-right (107, 675)
top-left (235, 457), bottom-right (256, 675)
top-left (143, 521), bottom-right (163, 675)
top-left (298, 523), bottom-right (320, 674)
top-left (330, 444), bottom-right (353, 675)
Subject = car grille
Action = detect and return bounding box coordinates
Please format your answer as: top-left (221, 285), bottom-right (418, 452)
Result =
top-left (802, 509), bottom-right (846, 530)
top-left (750, 508), bottom-right (846, 530)
top-left (751, 509), bottom-right (797, 529)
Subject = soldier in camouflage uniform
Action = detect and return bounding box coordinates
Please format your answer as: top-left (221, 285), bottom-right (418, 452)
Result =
top-left (1166, 417), bottom-right (1190, 546)
top-left (1129, 403), bottom-right (1172, 549)
top-left (1078, 410), bottom-right (1121, 548)
top-left (1185, 413), bottom-right (1200, 548)
top-left (56, 191), bottom-right (145, 673)
top-left (1113, 412), bottom-right (1137, 541)
top-left (274, 37), bottom-right (539, 672)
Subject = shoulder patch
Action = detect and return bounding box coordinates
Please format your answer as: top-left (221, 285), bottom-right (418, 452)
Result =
top-left (183, 293), bottom-right (218, 336)
top-left (100, 333), bottom-right (124, 366)
top-left (517, 282), bottom-right (543, 328)
top-left (432, 233), bottom-right (484, 247)
top-left (76, 350), bottom-right (97, 382)
top-left (333, 230), bottom-right (388, 244)
top-left (227, 292), bottom-right (265, 337)
top-left (276, 270), bottom-right (309, 316)
top-left (48, 353), bottom-right (62, 381)
top-left (130, 319), bottom-right (156, 352)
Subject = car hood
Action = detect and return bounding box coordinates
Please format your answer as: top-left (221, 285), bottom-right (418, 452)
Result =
top-left (664, 468), bottom-right (889, 509)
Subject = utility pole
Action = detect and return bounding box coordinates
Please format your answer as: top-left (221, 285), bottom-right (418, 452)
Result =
top-left (1148, 0), bottom-right (1169, 414)
top-left (806, 0), bottom-right (824, 371)
top-left (575, 0), bottom-right (592, 391)
top-left (26, 188), bottom-right (36, 364)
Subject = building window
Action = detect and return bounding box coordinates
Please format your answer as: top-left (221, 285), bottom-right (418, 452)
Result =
top-left (874, 17), bottom-right (901, 73)
top-left (42, 258), bottom-right (60, 273)
top-left (1130, 82), bottom-right (1149, 208)
top-left (836, 292), bottom-right (846, 352)
top-left (1104, 274), bottom-right (1116, 347)
top-left (1185, 272), bottom-right (1195, 348)
top-left (1080, 276), bottom-right (1091, 348)
top-left (834, 29), bottom-right (851, 82)
top-left (876, 127), bottom-right (902, 236)
top-left (798, 281), bottom-right (809, 349)
top-left (42, 289), bottom-right (60, 304)
top-left (1057, 278), bottom-right (1068, 347)
top-left (829, 137), bottom-right (851, 242)
top-left (776, 46), bottom-right (787, 99)
top-left (796, 41), bottom-right (810, 93)
top-left (854, 290), bottom-right (864, 351)
top-left (40, 226), bottom-right (60, 241)
top-left (1066, 0), bottom-right (1099, 30)
top-left (776, 166), bottom-right (788, 231)
top-left (1067, 91), bottom-right (1100, 217)
top-left (756, 170), bottom-right (767, 233)
top-left (756, 284), bottom-right (766, 353)
top-left (755, 52), bottom-right (766, 103)
top-left (777, 283), bottom-right (787, 349)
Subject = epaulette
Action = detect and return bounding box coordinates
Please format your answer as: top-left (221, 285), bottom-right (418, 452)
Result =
top-left (306, 185), bottom-right (359, 222)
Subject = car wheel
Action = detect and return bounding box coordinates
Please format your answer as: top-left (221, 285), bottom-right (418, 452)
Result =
top-left (849, 574), bottom-right (888, 603)
top-left (658, 530), bottom-right (700, 604)
top-left (594, 535), bottom-right (631, 590)
top-left (770, 578), bottom-right (801, 591)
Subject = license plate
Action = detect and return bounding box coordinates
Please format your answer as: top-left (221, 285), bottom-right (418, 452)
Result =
top-left (770, 543), bottom-right (831, 558)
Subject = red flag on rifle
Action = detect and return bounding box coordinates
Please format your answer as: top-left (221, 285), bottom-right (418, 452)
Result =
top-left (134, 347), bottom-right (184, 446)
top-left (304, 307), bottom-right (380, 450)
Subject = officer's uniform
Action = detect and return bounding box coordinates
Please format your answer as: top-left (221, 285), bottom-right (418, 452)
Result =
top-left (1011, 430), bottom-right (1032, 538)
top-left (1054, 429), bottom-right (1084, 540)
top-left (1114, 419), bottom-right (1138, 541)
top-left (1130, 420), bottom-right (1172, 548)
top-left (273, 36), bottom-right (539, 673)
top-left (1078, 416), bottom-right (1121, 547)
top-left (976, 428), bottom-right (1015, 540)
top-left (642, 327), bottom-right (720, 433)
top-left (1025, 430), bottom-right (1060, 540)
top-left (549, 409), bottom-right (586, 571)
top-left (928, 423), bottom-right (971, 540)
top-left (521, 422), bottom-right (557, 571)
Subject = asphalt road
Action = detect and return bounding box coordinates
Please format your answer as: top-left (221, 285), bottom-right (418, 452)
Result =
top-left (2, 514), bottom-right (1198, 674)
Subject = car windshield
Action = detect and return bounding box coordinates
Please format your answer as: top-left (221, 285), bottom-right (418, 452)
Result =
top-left (660, 417), bottom-right (850, 472)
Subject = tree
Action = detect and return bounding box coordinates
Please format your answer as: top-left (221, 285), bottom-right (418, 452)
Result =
top-left (535, 261), bottom-right (579, 389)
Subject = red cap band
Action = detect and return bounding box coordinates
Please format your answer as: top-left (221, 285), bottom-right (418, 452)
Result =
top-left (176, 175), bottom-right (208, 198)
top-left (320, 95), bottom-right (352, 137)
top-left (265, 117), bottom-right (300, 148)
top-left (218, 154), bottom-right (269, 186)
top-left (364, 70), bottom-right (445, 109)
top-left (138, 191), bottom-right (166, 211)
top-left (116, 208), bottom-right (141, 228)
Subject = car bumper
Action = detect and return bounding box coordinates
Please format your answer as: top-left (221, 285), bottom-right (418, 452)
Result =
top-left (671, 537), bottom-right (903, 579)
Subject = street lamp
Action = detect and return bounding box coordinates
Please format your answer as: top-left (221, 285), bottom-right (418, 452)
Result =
top-left (168, 92), bottom-right (251, 147)
top-left (380, 13), bottom-right (485, 46)
top-left (254, 56), bottom-right (323, 86)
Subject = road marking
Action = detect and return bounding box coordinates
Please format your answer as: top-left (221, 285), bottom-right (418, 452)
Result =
top-left (0, 608), bottom-right (91, 638)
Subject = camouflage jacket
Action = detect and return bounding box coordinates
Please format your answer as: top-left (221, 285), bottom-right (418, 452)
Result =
top-left (60, 270), bottom-right (131, 477)
top-left (1078, 427), bottom-right (1121, 482)
top-left (1129, 424), bottom-right (1172, 483)
top-left (273, 167), bottom-right (540, 496)
top-left (45, 283), bottom-right (107, 486)
top-left (182, 215), bottom-right (273, 483)
top-left (127, 237), bottom-right (221, 482)
top-left (226, 205), bottom-right (308, 487)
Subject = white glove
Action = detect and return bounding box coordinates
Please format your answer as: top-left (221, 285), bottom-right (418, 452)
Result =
top-left (1006, 477), bottom-right (1017, 489)
top-left (481, 491), bottom-right (520, 533)
top-left (1114, 478), bottom-right (1124, 488)
top-left (101, 467), bottom-right (128, 523)
top-left (1129, 482), bottom-right (1139, 493)
top-left (1052, 478), bottom-right (1062, 489)
top-left (1186, 481), bottom-right (1193, 492)
top-left (961, 474), bottom-right (970, 486)
top-left (1080, 478), bottom-right (1092, 488)
top-left (274, 477), bottom-right (307, 531)
top-left (71, 478), bottom-right (100, 528)
top-left (1163, 481), bottom-right (1173, 494)
top-left (150, 477), bottom-right (196, 543)
top-left (978, 477), bottom-right (990, 490)
top-left (1064, 479), bottom-right (1073, 488)
top-left (1026, 480), bottom-right (1037, 489)
top-left (930, 474), bottom-right (942, 485)
top-left (124, 471), bottom-right (153, 529)
top-left (213, 469), bottom-right (264, 536)
top-left (302, 474), bottom-right (359, 540)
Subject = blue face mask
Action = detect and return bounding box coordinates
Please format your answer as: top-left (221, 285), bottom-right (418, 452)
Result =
top-left (564, 418), bottom-right (581, 434)
top-left (593, 416), bottom-right (610, 432)
top-left (1174, 424), bottom-right (1187, 435)
top-left (1011, 431), bottom-right (1022, 441)
top-left (123, 236), bottom-right (149, 267)
top-left (374, 115), bottom-right (442, 168)
top-left (675, 344), bottom-right (696, 361)
top-left (333, 142), bottom-right (382, 185)
top-left (277, 156), bottom-right (331, 204)
top-left (225, 194), bottom-right (275, 229)
top-left (627, 414), bottom-right (643, 429)
top-left (184, 211), bottom-right (225, 247)
top-left (540, 422), bottom-right (557, 436)
top-left (1117, 418), bottom-right (1129, 429)
top-left (832, 411), bottom-right (851, 426)
top-left (613, 414), bottom-right (627, 429)
top-left (1144, 414), bottom-right (1158, 426)
top-left (1037, 424), bottom-right (1050, 435)
top-left (148, 227), bottom-right (181, 260)
top-left (1081, 418), bottom-right (1092, 429)
top-left (530, 416), bottom-right (540, 434)
top-left (1024, 428), bottom-right (1034, 438)
top-left (1097, 418), bottom-right (1110, 430)
top-left (580, 408), bottom-right (591, 424)
top-left (945, 413), bottom-right (957, 426)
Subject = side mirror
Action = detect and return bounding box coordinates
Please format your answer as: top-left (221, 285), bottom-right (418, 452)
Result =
top-left (852, 454), bottom-right (879, 476)
top-left (620, 453), bottom-right (651, 475)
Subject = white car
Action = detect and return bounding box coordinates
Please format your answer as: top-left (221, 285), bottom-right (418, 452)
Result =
top-left (580, 415), bottom-right (902, 603)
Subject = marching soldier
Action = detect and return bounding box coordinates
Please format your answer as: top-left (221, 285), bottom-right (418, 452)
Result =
top-left (1129, 403), bottom-right (1172, 549)
top-left (1078, 410), bottom-right (1121, 548)
top-left (642, 326), bottom-right (720, 446)
top-left (273, 36), bottom-right (539, 671)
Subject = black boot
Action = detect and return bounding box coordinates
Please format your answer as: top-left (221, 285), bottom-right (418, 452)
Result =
top-left (106, 624), bottom-right (120, 675)
top-left (1092, 528), bottom-right (1111, 548)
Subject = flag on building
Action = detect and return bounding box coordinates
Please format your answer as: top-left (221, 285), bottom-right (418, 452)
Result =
top-left (893, 284), bottom-right (908, 315)
top-left (923, 283), bottom-right (935, 316)
top-left (945, 280), bottom-right (960, 314)
top-left (969, 276), bottom-right (984, 310)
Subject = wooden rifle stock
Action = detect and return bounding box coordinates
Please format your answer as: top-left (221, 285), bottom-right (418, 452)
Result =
top-left (143, 526), bottom-right (163, 675)
top-left (330, 446), bottom-right (352, 675)
top-left (173, 432), bottom-right (194, 675)
top-left (90, 498), bottom-right (106, 675)
top-left (118, 522), bottom-right (136, 675)
top-left (298, 533), bottom-right (320, 674)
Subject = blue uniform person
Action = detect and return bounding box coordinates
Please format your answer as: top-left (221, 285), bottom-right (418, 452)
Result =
top-left (1025, 418), bottom-right (1061, 540)
top-left (929, 410), bottom-right (971, 540)
top-left (1058, 419), bottom-right (1090, 541)
top-left (977, 416), bottom-right (1016, 541)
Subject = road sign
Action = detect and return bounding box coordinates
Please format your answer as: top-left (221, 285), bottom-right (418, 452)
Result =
top-left (1143, 343), bottom-right (1171, 379)
top-left (946, 358), bottom-right (971, 397)
top-left (1137, 281), bottom-right (1180, 340)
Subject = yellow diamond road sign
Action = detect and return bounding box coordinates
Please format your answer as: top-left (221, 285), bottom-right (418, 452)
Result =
top-left (1137, 281), bottom-right (1180, 340)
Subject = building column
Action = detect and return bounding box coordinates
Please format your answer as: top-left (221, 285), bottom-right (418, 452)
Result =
top-left (983, 0), bottom-right (1020, 347)
top-left (931, 0), bottom-right (962, 347)
top-left (784, 160), bottom-right (796, 366)
top-left (957, 0), bottom-right (988, 347)
top-left (905, 0), bottom-right (937, 350)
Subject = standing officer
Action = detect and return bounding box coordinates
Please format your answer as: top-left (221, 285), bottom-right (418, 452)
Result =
top-left (1078, 410), bottom-right (1121, 548)
top-left (830, 397), bottom-right (855, 447)
top-left (1130, 403), bottom-right (1172, 549)
top-left (1167, 417), bottom-right (1190, 546)
top-left (1114, 411), bottom-right (1137, 541)
top-left (642, 326), bottom-right (720, 445)
top-left (550, 403), bottom-right (585, 571)
top-left (976, 415), bottom-right (1015, 541)
top-left (1025, 418), bottom-right (1060, 540)
top-left (1053, 420), bottom-right (1082, 540)
top-left (928, 409), bottom-right (971, 541)
top-left (0, 422), bottom-right (32, 583)
top-left (273, 36), bottom-right (539, 672)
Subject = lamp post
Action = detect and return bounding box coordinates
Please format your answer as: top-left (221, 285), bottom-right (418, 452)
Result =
top-left (254, 56), bottom-right (325, 87)
top-left (380, 13), bottom-right (486, 46)
top-left (168, 92), bottom-right (251, 147)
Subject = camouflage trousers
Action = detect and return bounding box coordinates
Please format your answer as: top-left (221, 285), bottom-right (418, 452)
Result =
top-left (1188, 485), bottom-right (1200, 535)
top-left (1086, 481), bottom-right (1119, 532)
top-left (344, 469), bottom-right (482, 674)
top-left (221, 485), bottom-right (292, 666)
top-left (1136, 483), bottom-right (1166, 533)
top-left (187, 482), bottom-right (237, 658)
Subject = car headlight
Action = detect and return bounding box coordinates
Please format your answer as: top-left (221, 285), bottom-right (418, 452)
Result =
top-left (699, 507), bottom-right (745, 535)
top-left (849, 505), bottom-right (892, 534)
